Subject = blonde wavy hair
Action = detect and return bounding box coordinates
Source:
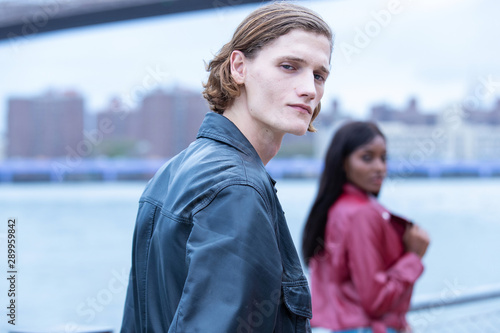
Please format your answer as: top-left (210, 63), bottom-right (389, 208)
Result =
top-left (202, 2), bottom-right (333, 132)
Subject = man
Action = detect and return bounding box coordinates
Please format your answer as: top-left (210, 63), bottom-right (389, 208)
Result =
top-left (121, 3), bottom-right (333, 332)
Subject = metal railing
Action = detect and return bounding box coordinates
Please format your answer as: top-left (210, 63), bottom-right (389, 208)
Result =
top-left (408, 283), bottom-right (500, 332)
top-left (312, 284), bottom-right (500, 333)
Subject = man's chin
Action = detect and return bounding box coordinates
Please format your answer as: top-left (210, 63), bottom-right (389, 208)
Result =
top-left (287, 124), bottom-right (309, 136)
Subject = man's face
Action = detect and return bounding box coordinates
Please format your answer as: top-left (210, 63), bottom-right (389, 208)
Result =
top-left (239, 29), bottom-right (331, 137)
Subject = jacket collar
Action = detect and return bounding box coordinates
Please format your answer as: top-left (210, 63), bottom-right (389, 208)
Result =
top-left (197, 112), bottom-right (264, 167)
top-left (343, 182), bottom-right (370, 199)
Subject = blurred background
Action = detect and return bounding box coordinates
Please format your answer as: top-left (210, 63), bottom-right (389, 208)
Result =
top-left (1, 0), bottom-right (500, 332)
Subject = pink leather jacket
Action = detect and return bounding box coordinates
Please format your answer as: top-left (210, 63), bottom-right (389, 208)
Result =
top-left (309, 183), bottom-right (424, 333)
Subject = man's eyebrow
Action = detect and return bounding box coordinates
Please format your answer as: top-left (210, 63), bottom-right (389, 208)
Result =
top-left (279, 56), bottom-right (330, 76)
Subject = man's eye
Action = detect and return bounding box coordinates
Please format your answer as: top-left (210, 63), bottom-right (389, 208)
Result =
top-left (281, 64), bottom-right (294, 70)
top-left (314, 74), bottom-right (325, 82)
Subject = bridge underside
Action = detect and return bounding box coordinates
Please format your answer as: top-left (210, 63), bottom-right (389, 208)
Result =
top-left (0, 0), bottom-right (269, 42)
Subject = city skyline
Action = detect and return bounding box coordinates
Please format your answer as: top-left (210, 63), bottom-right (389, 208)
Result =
top-left (6, 85), bottom-right (500, 160)
top-left (1, 0), bottom-right (500, 135)
top-left (3, 84), bottom-right (500, 182)
top-left (3, 85), bottom-right (500, 182)
top-left (6, 87), bottom-right (207, 160)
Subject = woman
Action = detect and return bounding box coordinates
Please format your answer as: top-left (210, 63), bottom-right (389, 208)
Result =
top-left (302, 121), bottom-right (430, 333)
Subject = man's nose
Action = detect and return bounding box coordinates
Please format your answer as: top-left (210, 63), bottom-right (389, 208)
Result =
top-left (296, 72), bottom-right (317, 100)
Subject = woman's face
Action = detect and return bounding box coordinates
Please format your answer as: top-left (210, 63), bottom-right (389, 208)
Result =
top-left (344, 135), bottom-right (387, 194)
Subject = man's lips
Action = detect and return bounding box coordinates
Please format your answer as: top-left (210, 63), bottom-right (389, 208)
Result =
top-left (289, 104), bottom-right (312, 114)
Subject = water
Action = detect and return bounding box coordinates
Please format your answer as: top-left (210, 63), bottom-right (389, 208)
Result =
top-left (1, 178), bottom-right (499, 332)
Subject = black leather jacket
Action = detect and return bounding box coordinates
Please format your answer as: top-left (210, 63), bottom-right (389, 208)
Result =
top-left (121, 112), bottom-right (312, 332)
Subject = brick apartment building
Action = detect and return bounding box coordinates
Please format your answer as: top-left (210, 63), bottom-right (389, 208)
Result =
top-left (96, 88), bottom-right (208, 158)
top-left (7, 91), bottom-right (84, 158)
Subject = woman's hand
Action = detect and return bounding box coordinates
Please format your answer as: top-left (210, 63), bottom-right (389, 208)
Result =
top-left (403, 224), bottom-right (430, 258)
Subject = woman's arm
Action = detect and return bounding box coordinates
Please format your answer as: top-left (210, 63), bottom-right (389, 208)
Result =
top-left (345, 206), bottom-right (425, 318)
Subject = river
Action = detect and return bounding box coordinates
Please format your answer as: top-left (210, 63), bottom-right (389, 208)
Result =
top-left (1, 178), bottom-right (499, 332)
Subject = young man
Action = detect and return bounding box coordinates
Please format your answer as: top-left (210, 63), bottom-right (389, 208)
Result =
top-left (121, 3), bottom-right (333, 332)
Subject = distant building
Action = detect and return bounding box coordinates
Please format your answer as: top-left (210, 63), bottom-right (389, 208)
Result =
top-left (464, 99), bottom-right (500, 125)
top-left (370, 98), bottom-right (500, 163)
top-left (370, 98), bottom-right (437, 125)
top-left (471, 125), bottom-right (500, 160)
top-left (437, 100), bottom-right (500, 162)
top-left (310, 97), bottom-right (500, 167)
top-left (7, 91), bottom-right (84, 158)
top-left (376, 122), bottom-right (445, 163)
top-left (367, 98), bottom-right (442, 164)
top-left (312, 99), bottom-right (353, 159)
top-left (95, 88), bottom-right (208, 158)
top-left (0, 133), bottom-right (5, 160)
top-left (96, 98), bottom-right (135, 140)
top-left (137, 88), bottom-right (208, 157)
top-left (94, 97), bottom-right (141, 157)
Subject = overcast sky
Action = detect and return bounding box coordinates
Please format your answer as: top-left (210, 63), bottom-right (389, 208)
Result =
top-left (1, 0), bottom-right (499, 135)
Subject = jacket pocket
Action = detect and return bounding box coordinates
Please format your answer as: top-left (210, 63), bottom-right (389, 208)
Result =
top-left (281, 280), bottom-right (312, 333)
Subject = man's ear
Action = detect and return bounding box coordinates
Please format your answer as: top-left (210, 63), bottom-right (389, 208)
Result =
top-left (230, 50), bottom-right (246, 85)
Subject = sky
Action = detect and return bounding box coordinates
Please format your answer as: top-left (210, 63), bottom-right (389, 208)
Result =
top-left (1, 0), bottom-right (500, 135)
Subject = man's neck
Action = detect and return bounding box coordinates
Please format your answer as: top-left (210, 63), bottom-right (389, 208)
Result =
top-left (223, 101), bottom-right (283, 166)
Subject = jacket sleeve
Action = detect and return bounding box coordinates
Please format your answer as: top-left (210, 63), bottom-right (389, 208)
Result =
top-left (345, 206), bottom-right (423, 318)
top-left (170, 184), bottom-right (283, 333)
